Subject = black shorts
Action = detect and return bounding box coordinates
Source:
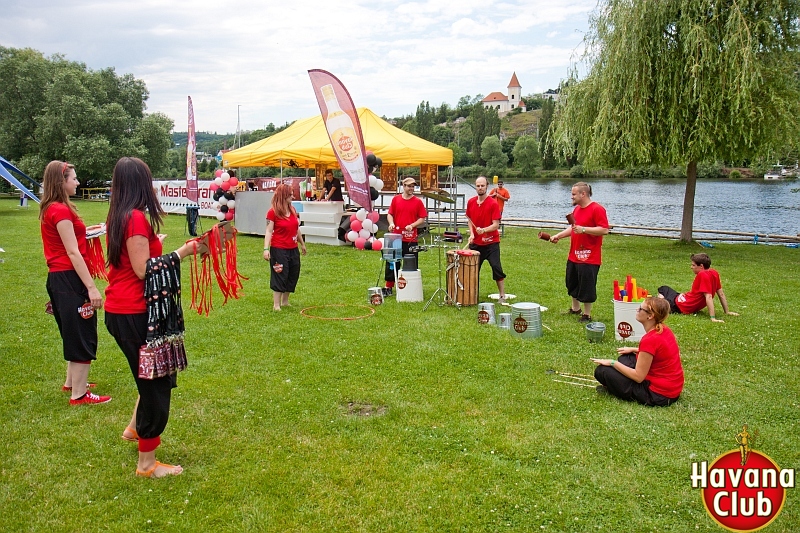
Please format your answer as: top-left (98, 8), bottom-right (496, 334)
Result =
top-left (46, 270), bottom-right (97, 362)
top-left (469, 242), bottom-right (505, 281)
top-left (657, 286), bottom-right (682, 314)
top-left (565, 260), bottom-right (600, 303)
top-left (270, 247), bottom-right (301, 293)
top-left (594, 354), bottom-right (679, 407)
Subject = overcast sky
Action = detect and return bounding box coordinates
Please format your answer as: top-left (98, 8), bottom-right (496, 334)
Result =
top-left (3, 0), bottom-right (595, 134)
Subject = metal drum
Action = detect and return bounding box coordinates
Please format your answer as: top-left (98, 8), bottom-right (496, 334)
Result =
top-left (446, 250), bottom-right (479, 306)
top-left (498, 313), bottom-right (512, 330)
top-left (478, 302), bottom-right (496, 325)
top-left (367, 287), bottom-right (384, 306)
top-left (509, 302), bottom-right (543, 339)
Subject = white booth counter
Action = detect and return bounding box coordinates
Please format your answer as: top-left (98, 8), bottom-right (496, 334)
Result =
top-left (233, 191), bottom-right (347, 245)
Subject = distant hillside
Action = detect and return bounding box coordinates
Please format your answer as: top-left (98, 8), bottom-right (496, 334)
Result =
top-left (501, 109), bottom-right (542, 138)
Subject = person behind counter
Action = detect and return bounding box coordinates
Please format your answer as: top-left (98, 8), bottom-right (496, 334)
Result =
top-left (322, 169), bottom-right (344, 202)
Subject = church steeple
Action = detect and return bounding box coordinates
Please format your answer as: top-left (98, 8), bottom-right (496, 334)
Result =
top-left (507, 72), bottom-right (521, 106)
top-left (507, 72), bottom-right (521, 88)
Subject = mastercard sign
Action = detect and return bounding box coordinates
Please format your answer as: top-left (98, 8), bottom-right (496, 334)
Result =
top-left (692, 429), bottom-right (794, 532)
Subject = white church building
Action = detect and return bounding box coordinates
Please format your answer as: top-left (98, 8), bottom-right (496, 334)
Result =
top-left (482, 72), bottom-right (526, 116)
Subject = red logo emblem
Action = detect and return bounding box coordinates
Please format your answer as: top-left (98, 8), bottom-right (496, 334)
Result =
top-left (617, 321), bottom-right (633, 339)
top-left (513, 315), bottom-right (528, 333)
top-left (397, 276), bottom-right (407, 289)
top-left (273, 263), bottom-right (284, 273)
top-left (78, 302), bottom-right (94, 319)
top-left (478, 310), bottom-right (490, 324)
top-left (370, 293), bottom-right (383, 306)
top-left (337, 135), bottom-right (354, 152)
top-left (693, 426), bottom-right (793, 532)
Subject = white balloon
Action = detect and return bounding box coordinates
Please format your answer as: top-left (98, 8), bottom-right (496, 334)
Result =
top-left (226, 200), bottom-right (235, 209)
top-left (215, 177), bottom-right (223, 186)
top-left (221, 172), bottom-right (230, 181)
top-left (359, 228), bottom-right (371, 239)
top-left (356, 208), bottom-right (367, 221)
top-left (215, 211), bottom-right (226, 221)
top-left (219, 196), bottom-right (229, 206)
top-left (369, 174), bottom-right (378, 187)
top-left (361, 219), bottom-right (373, 233)
top-left (346, 230), bottom-right (359, 242)
top-left (212, 202), bottom-right (220, 209)
top-left (376, 179), bottom-right (384, 190)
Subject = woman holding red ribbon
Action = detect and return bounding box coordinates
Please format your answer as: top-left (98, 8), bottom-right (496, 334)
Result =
top-left (39, 160), bottom-right (111, 406)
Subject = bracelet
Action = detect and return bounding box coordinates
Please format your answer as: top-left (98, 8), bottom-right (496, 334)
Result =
top-left (710, 315), bottom-right (715, 319)
top-left (264, 247), bottom-right (269, 250)
top-left (611, 360), bottom-right (615, 366)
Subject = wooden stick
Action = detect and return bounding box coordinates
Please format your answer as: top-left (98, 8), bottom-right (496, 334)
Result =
top-left (555, 375), bottom-right (596, 383)
top-left (553, 379), bottom-right (596, 388)
top-left (556, 371), bottom-right (594, 379)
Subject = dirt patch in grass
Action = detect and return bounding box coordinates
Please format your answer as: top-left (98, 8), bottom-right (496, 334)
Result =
top-left (342, 401), bottom-right (388, 417)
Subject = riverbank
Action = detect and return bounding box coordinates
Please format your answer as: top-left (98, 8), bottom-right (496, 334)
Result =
top-left (2, 198), bottom-right (799, 532)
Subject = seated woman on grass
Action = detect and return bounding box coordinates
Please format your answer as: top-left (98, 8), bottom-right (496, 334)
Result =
top-left (591, 297), bottom-right (684, 406)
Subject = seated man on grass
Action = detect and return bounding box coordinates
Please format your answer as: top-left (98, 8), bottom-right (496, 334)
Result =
top-left (657, 253), bottom-right (739, 323)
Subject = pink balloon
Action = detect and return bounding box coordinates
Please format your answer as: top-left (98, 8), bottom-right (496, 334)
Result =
top-left (225, 211), bottom-right (234, 221)
top-left (372, 239), bottom-right (383, 251)
top-left (221, 181), bottom-right (231, 191)
top-left (350, 219), bottom-right (362, 233)
top-left (209, 183), bottom-right (219, 191)
top-left (368, 211), bottom-right (380, 223)
top-left (229, 177), bottom-right (238, 187)
top-left (355, 237), bottom-right (366, 250)
top-left (215, 169), bottom-right (223, 178)
top-left (350, 213), bottom-right (358, 223)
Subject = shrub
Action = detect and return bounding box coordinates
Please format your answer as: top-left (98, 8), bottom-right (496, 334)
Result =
top-left (729, 169), bottom-right (742, 179)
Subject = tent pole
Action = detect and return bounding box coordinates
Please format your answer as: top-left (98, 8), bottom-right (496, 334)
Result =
top-left (280, 158), bottom-right (283, 179)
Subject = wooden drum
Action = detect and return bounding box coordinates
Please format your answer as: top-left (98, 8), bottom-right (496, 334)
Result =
top-left (446, 250), bottom-right (480, 306)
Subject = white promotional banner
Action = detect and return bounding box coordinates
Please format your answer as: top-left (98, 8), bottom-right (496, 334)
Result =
top-left (155, 180), bottom-right (219, 216)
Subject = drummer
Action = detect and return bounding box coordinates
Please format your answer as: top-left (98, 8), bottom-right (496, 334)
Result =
top-left (383, 177), bottom-right (427, 296)
top-left (467, 176), bottom-right (507, 304)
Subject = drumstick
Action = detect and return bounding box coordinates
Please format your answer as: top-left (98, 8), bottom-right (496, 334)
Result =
top-left (463, 216), bottom-right (475, 250)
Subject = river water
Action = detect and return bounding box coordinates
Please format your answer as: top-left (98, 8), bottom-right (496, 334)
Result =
top-left (453, 179), bottom-right (800, 236)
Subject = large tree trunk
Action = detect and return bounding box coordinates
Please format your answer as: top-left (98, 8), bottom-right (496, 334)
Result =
top-left (680, 161), bottom-right (697, 242)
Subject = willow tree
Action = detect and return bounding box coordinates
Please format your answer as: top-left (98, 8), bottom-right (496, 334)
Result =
top-left (553, 0), bottom-right (800, 241)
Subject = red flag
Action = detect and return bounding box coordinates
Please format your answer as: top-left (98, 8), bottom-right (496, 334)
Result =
top-left (186, 96), bottom-right (198, 203)
top-left (308, 70), bottom-right (371, 211)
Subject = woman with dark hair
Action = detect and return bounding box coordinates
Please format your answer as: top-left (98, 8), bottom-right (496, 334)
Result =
top-left (592, 297), bottom-right (684, 406)
top-left (104, 157), bottom-right (201, 478)
top-left (263, 183), bottom-right (306, 311)
top-left (39, 160), bottom-right (111, 405)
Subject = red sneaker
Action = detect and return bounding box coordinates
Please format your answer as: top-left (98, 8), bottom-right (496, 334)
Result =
top-left (70, 392), bottom-right (112, 405)
top-left (62, 383), bottom-right (97, 392)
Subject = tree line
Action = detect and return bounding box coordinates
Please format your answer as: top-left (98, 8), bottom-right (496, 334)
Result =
top-left (0, 46), bottom-right (173, 188)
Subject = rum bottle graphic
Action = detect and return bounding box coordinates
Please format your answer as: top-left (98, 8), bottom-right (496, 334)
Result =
top-left (321, 85), bottom-right (366, 183)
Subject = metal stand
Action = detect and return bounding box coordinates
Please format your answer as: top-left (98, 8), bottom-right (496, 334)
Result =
top-left (424, 197), bottom-right (456, 310)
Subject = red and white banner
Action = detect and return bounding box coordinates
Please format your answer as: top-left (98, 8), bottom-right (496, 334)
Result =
top-left (308, 69), bottom-right (371, 211)
top-left (155, 180), bottom-right (217, 216)
top-left (186, 96), bottom-right (198, 203)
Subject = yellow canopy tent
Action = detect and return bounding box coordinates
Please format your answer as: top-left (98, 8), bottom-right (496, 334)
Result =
top-left (222, 107), bottom-right (453, 168)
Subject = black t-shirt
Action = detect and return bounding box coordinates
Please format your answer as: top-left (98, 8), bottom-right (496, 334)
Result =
top-left (324, 177), bottom-right (344, 201)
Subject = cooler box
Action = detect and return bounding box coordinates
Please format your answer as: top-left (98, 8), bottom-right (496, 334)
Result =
top-left (613, 300), bottom-right (646, 342)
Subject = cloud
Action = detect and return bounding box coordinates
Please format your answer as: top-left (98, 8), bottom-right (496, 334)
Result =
top-left (2, 0), bottom-right (594, 132)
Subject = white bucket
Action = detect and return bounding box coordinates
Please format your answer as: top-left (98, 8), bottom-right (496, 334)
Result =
top-left (367, 287), bottom-right (383, 306)
top-left (613, 300), bottom-right (646, 341)
top-left (509, 302), bottom-right (543, 339)
top-left (498, 313), bottom-right (512, 329)
top-left (396, 270), bottom-right (423, 302)
top-left (478, 302), bottom-right (496, 325)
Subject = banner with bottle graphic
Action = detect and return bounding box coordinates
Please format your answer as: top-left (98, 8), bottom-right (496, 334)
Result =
top-left (308, 69), bottom-right (372, 211)
top-left (186, 96), bottom-right (199, 203)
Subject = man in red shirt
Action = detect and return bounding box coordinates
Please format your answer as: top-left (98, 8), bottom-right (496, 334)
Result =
top-left (383, 177), bottom-right (428, 296)
top-left (657, 253), bottom-right (739, 322)
top-left (488, 179), bottom-right (510, 215)
top-left (467, 176), bottom-right (506, 303)
top-left (550, 182), bottom-right (609, 322)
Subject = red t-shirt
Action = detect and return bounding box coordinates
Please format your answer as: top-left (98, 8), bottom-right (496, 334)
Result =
top-left (568, 201), bottom-right (609, 265)
top-left (489, 187), bottom-right (510, 213)
top-left (389, 195), bottom-right (428, 242)
top-left (676, 269), bottom-right (722, 314)
top-left (104, 210), bottom-right (162, 314)
top-left (41, 203), bottom-right (88, 272)
top-left (466, 195), bottom-right (501, 245)
top-left (637, 325), bottom-right (684, 399)
top-left (267, 208), bottom-right (299, 249)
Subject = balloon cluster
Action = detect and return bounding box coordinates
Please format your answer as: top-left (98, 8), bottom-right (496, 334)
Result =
top-left (346, 208), bottom-right (384, 251)
top-left (366, 152), bottom-right (384, 201)
top-left (209, 169), bottom-right (239, 221)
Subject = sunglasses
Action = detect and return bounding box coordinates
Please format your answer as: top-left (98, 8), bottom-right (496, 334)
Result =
top-left (637, 306), bottom-right (652, 314)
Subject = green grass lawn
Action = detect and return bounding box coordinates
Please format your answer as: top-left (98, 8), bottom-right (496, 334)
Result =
top-left (1, 198), bottom-right (798, 532)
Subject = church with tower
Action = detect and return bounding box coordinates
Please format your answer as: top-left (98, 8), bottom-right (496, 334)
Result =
top-left (481, 72), bottom-right (526, 116)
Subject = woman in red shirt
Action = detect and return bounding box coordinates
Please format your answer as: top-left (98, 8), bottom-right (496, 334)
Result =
top-left (39, 161), bottom-right (111, 405)
top-left (591, 297), bottom-right (684, 406)
top-left (263, 184), bottom-right (306, 311)
top-left (104, 157), bottom-right (200, 478)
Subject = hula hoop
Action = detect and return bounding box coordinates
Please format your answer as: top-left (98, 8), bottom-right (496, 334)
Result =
top-left (300, 304), bottom-right (375, 320)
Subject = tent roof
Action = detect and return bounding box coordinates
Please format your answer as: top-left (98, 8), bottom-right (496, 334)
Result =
top-left (223, 107), bottom-right (453, 168)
